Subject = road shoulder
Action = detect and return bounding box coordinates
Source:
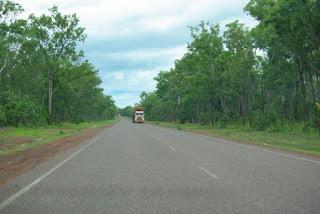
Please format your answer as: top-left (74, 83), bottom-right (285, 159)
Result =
top-left (0, 123), bottom-right (115, 187)
top-left (146, 121), bottom-right (320, 160)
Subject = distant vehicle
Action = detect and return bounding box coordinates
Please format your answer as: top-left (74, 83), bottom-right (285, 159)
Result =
top-left (132, 107), bottom-right (144, 123)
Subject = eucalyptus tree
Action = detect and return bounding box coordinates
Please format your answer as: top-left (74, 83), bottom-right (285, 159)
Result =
top-left (140, 0), bottom-right (319, 132)
top-left (0, 2), bottom-right (117, 127)
top-left (28, 6), bottom-right (86, 123)
top-left (245, 0), bottom-right (320, 124)
top-left (223, 21), bottom-right (256, 126)
top-left (0, 0), bottom-right (23, 79)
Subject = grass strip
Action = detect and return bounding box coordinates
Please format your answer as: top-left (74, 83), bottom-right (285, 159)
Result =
top-left (148, 121), bottom-right (320, 157)
top-left (0, 119), bottom-right (118, 156)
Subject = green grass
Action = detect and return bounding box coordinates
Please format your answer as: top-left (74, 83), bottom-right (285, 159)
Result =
top-left (0, 118), bottom-right (118, 156)
top-left (148, 121), bottom-right (320, 157)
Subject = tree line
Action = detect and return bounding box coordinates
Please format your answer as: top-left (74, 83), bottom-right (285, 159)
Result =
top-left (0, 0), bottom-right (117, 127)
top-left (118, 106), bottom-right (133, 118)
top-left (139, 0), bottom-right (320, 132)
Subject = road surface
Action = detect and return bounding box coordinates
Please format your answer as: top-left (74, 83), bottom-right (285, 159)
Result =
top-left (0, 118), bottom-right (319, 213)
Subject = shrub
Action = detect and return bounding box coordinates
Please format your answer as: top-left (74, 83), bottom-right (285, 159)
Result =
top-left (0, 107), bottom-right (6, 126)
top-left (218, 115), bottom-right (228, 128)
top-left (3, 94), bottom-right (46, 127)
top-left (251, 110), bottom-right (279, 131)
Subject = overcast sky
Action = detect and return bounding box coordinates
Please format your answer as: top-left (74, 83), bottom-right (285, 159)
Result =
top-left (18, 0), bottom-right (256, 108)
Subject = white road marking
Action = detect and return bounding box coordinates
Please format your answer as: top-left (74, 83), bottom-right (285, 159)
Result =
top-left (169, 146), bottom-right (176, 152)
top-left (148, 134), bottom-right (160, 141)
top-left (199, 166), bottom-right (220, 179)
top-left (0, 132), bottom-right (105, 211)
top-left (254, 147), bottom-right (320, 165)
top-left (231, 142), bottom-right (320, 165)
top-left (182, 131), bottom-right (320, 165)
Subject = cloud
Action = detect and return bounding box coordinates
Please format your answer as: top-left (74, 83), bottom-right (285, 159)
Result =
top-left (110, 72), bottom-right (125, 80)
top-left (101, 68), bottom-right (161, 107)
top-left (107, 46), bottom-right (186, 59)
top-left (18, 0), bottom-right (255, 108)
top-left (19, 0), bottom-right (252, 38)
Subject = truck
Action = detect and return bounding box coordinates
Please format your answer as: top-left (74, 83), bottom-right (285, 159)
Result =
top-left (132, 107), bottom-right (145, 123)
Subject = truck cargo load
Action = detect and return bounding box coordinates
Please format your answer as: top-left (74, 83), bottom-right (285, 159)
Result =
top-left (132, 107), bottom-right (144, 123)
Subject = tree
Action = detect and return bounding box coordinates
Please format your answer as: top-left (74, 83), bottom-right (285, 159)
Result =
top-left (223, 21), bottom-right (256, 126)
top-left (245, 0), bottom-right (320, 125)
top-left (28, 6), bottom-right (86, 123)
top-left (0, 0), bottom-right (24, 79)
top-left (0, 2), bottom-right (116, 127)
top-left (139, 1), bottom-right (319, 132)
top-left (315, 102), bottom-right (320, 134)
top-left (119, 106), bottom-right (133, 117)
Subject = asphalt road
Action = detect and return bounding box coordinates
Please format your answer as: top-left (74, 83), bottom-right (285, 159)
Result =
top-left (0, 118), bottom-right (319, 214)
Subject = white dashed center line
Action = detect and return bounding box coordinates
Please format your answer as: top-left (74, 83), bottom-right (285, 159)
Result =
top-left (168, 146), bottom-right (176, 152)
top-left (199, 166), bottom-right (220, 179)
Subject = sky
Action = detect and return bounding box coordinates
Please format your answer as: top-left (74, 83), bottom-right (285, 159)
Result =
top-left (18, 0), bottom-right (256, 108)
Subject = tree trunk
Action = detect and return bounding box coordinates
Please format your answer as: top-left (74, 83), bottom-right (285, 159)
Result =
top-left (298, 60), bottom-right (307, 122)
top-left (260, 79), bottom-right (265, 115)
top-left (0, 52), bottom-right (9, 80)
top-left (48, 71), bottom-right (53, 124)
top-left (308, 69), bottom-right (316, 104)
top-left (239, 96), bottom-right (245, 126)
top-left (196, 102), bottom-right (200, 123)
top-left (221, 95), bottom-right (228, 116)
top-left (316, 71), bottom-right (320, 100)
top-left (289, 95), bottom-right (293, 132)
top-left (281, 95), bottom-right (285, 127)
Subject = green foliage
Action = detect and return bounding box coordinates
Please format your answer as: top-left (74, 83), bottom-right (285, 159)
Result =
top-left (314, 102), bottom-right (320, 134)
top-left (140, 0), bottom-right (319, 133)
top-left (0, 106), bottom-right (6, 126)
top-left (119, 106), bottom-right (133, 117)
top-left (0, 1), bottom-right (116, 127)
top-left (251, 110), bottom-right (279, 131)
top-left (218, 115), bottom-right (228, 129)
top-left (0, 119), bottom-right (117, 156)
top-left (1, 92), bottom-right (46, 127)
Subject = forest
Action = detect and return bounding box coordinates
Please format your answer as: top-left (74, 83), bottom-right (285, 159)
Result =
top-left (0, 0), bottom-right (117, 127)
top-left (139, 0), bottom-right (320, 133)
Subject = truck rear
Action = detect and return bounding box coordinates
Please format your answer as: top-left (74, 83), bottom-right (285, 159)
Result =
top-left (132, 107), bottom-right (145, 123)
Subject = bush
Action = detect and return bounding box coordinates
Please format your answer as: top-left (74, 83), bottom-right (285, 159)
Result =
top-left (2, 94), bottom-right (46, 127)
top-left (218, 115), bottom-right (228, 128)
top-left (0, 107), bottom-right (6, 126)
top-left (302, 123), bottom-right (312, 133)
top-left (251, 111), bottom-right (266, 131)
top-left (251, 111), bottom-right (279, 131)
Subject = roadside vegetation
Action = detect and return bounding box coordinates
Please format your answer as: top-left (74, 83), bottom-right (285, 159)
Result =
top-left (118, 106), bottom-right (134, 117)
top-left (0, 1), bottom-right (118, 156)
top-left (0, 0), bottom-right (117, 127)
top-left (136, 0), bottom-right (320, 155)
top-left (149, 121), bottom-right (320, 156)
top-left (0, 119), bottom-right (117, 156)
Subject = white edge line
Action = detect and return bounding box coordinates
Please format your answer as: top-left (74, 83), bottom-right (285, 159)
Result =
top-left (149, 120), bottom-right (320, 165)
top-left (0, 132), bottom-right (104, 211)
top-left (233, 142), bottom-right (320, 165)
top-left (254, 147), bottom-right (320, 165)
top-left (187, 132), bottom-right (320, 165)
top-left (199, 166), bottom-right (220, 179)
